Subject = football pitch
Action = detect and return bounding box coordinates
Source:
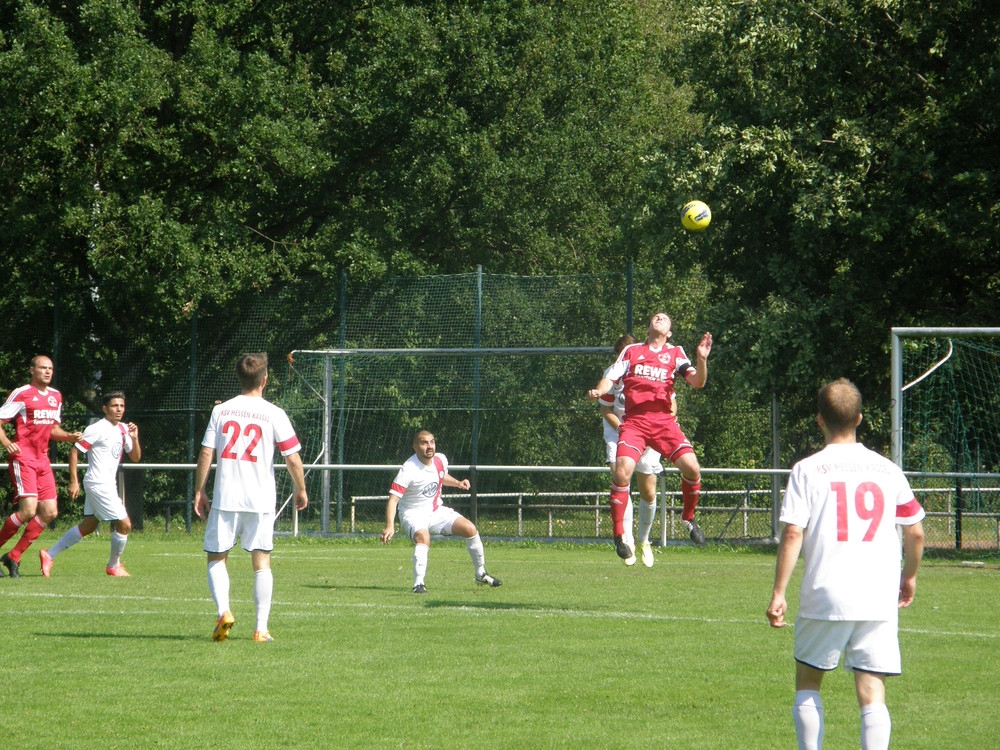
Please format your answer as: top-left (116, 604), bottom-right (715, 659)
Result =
top-left (1, 533), bottom-right (997, 749)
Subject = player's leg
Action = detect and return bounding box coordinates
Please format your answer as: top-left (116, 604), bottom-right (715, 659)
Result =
top-left (40, 515), bottom-right (99, 577)
top-left (635, 468), bottom-right (658, 568)
top-left (204, 509), bottom-right (235, 640)
top-left (0, 492), bottom-right (38, 577)
top-left (251, 549), bottom-right (274, 642)
top-left (411, 526), bottom-right (431, 592)
top-left (9, 466), bottom-right (59, 567)
top-left (449, 513), bottom-right (501, 587)
top-left (794, 661), bottom-right (826, 750)
top-left (855, 671), bottom-right (890, 750)
top-left (610, 454), bottom-right (638, 559)
top-left (107, 516), bottom-right (132, 575)
top-left (673, 451), bottom-right (705, 545)
top-left (846, 619), bottom-right (898, 750)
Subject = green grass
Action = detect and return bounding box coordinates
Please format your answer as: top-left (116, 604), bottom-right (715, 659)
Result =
top-left (1, 533), bottom-right (998, 749)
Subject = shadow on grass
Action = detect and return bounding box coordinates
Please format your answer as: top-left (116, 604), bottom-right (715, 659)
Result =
top-left (32, 631), bottom-right (198, 641)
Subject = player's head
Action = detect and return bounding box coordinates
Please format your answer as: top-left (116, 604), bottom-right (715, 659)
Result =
top-left (101, 391), bottom-right (127, 422)
top-left (613, 333), bottom-right (637, 355)
top-left (413, 429), bottom-right (436, 461)
top-left (647, 312), bottom-right (672, 339)
top-left (29, 355), bottom-right (54, 387)
top-left (817, 378), bottom-right (863, 435)
top-left (236, 353), bottom-right (269, 391)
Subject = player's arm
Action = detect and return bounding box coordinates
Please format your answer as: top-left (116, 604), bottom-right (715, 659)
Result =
top-left (587, 377), bottom-right (614, 401)
top-left (192, 446), bottom-right (215, 520)
top-left (899, 521), bottom-right (925, 608)
top-left (683, 332), bottom-right (713, 389)
top-left (381, 494), bottom-right (401, 543)
top-left (442, 474), bottom-right (470, 491)
top-left (51, 424), bottom-right (82, 443)
top-left (126, 423), bottom-right (141, 462)
top-left (284, 451), bottom-right (309, 510)
top-left (68, 446), bottom-right (81, 500)
top-left (766, 522), bottom-right (803, 628)
top-left (0, 423), bottom-right (16, 455)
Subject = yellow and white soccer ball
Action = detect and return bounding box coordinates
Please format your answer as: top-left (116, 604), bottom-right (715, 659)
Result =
top-left (680, 200), bottom-right (712, 231)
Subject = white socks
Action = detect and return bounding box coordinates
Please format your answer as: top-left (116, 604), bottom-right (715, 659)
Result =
top-left (413, 543), bottom-right (429, 586)
top-left (254, 568), bottom-right (274, 634)
top-left (860, 703), bottom-right (891, 750)
top-left (638, 500), bottom-right (656, 544)
top-left (207, 559), bottom-right (231, 615)
top-left (108, 531), bottom-right (128, 568)
top-left (622, 498), bottom-right (635, 547)
top-left (793, 690), bottom-right (824, 750)
top-left (47, 525), bottom-right (84, 558)
top-left (465, 533), bottom-right (486, 577)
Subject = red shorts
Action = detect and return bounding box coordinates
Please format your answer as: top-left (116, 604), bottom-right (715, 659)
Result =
top-left (617, 413), bottom-right (694, 465)
top-left (8, 458), bottom-right (57, 501)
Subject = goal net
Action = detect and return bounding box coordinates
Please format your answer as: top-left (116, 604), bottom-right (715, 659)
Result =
top-left (892, 328), bottom-right (1000, 546)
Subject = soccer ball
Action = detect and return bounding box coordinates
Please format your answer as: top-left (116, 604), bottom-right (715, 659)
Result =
top-left (681, 200), bottom-right (711, 231)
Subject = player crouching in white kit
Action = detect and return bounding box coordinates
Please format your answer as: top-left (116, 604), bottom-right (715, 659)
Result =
top-left (381, 429), bottom-right (501, 593)
top-left (41, 391), bottom-right (141, 577)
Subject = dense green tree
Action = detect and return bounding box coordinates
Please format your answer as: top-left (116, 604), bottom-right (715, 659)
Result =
top-left (654, 0), bottom-right (1000, 454)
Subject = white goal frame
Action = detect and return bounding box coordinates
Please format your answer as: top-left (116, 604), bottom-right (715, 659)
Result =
top-left (890, 327), bottom-right (1000, 468)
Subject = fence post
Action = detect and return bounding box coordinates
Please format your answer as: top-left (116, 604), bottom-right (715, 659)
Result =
top-left (955, 479), bottom-right (963, 549)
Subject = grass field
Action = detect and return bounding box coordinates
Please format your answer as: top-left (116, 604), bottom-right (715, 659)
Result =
top-left (1, 532), bottom-right (998, 749)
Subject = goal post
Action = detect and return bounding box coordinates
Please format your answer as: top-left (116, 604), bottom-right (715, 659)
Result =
top-left (891, 327), bottom-right (1000, 469)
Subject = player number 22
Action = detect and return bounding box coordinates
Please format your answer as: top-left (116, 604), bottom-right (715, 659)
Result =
top-left (832, 481), bottom-right (884, 542)
top-left (220, 421), bottom-right (263, 463)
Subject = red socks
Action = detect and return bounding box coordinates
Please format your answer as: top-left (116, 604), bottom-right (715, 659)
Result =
top-left (0, 513), bottom-right (23, 549)
top-left (9, 516), bottom-right (46, 563)
top-left (609, 484), bottom-right (630, 536)
top-left (681, 478), bottom-right (701, 522)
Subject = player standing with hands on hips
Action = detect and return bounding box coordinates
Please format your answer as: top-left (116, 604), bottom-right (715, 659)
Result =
top-left (40, 391), bottom-right (141, 577)
top-left (194, 353), bottom-right (308, 643)
top-left (0, 355), bottom-right (81, 578)
top-left (767, 378), bottom-right (925, 750)
top-left (587, 313), bottom-right (712, 560)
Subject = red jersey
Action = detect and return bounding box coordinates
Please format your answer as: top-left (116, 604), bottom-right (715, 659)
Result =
top-left (603, 342), bottom-right (693, 418)
top-left (0, 385), bottom-right (63, 464)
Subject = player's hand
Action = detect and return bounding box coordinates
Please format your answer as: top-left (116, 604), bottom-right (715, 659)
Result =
top-left (294, 488), bottom-right (308, 511)
top-left (193, 490), bottom-right (210, 520)
top-left (456, 478), bottom-right (471, 491)
top-left (2, 440), bottom-right (20, 455)
top-left (380, 526), bottom-right (395, 544)
top-left (697, 332), bottom-right (713, 360)
top-left (126, 422), bottom-right (139, 439)
top-left (766, 594), bottom-right (788, 628)
top-left (898, 576), bottom-right (917, 608)
top-left (68, 480), bottom-right (80, 500)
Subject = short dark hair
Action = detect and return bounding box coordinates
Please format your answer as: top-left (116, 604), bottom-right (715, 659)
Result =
top-left (236, 353), bottom-right (268, 390)
top-left (613, 334), bottom-right (637, 355)
top-left (817, 378), bottom-right (862, 432)
top-left (102, 391), bottom-right (126, 406)
top-left (412, 429), bottom-right (433, 445)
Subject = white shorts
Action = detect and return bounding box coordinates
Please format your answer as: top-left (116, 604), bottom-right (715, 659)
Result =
top-left (605, 441), bottom-right (663, 475)
top-left (399, 505), bottom-right (463, 542)
top-left (794, 617), bottom-right (901, 676)
top-left (82, 483), bottom-right (128, 522)
top-left (204, 509), bottom-right (274, 554)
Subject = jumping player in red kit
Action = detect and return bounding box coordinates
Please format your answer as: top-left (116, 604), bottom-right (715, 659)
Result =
top-left (588, 313), bottom-right (713, 560)
top-left (0, 355), bottom-right (81, 578)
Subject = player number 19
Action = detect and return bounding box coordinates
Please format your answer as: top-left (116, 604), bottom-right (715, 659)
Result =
top-left (832, 481), bottom-right (885, 542)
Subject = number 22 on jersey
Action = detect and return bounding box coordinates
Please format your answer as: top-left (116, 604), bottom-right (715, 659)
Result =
top-left (831, 481), bottom-right (885, 542)
top-left (220, 421), bottom-right (263, 463)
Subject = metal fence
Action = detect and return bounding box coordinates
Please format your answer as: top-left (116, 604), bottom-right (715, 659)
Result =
top-left (91, 463), bottom-right (1000, 551)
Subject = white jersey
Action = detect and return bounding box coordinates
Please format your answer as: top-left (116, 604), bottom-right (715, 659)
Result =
top-left (780, 442), bottom-right (925, 621)
top-left (201, 394), bottom-right (301, 513)
top-left (390, 453), bottom-right (451, 513)
top-left (75, 418), bottom-right (132, 488)
top-left (598, 379), bottom-right (627, 444)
